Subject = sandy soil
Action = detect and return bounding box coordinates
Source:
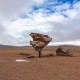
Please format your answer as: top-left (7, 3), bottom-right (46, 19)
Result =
top-left (0, 46), bottom-right (80, 80)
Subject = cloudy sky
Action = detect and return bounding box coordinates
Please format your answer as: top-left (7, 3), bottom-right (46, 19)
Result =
top-left (0, 0), bottom-right (80, 46)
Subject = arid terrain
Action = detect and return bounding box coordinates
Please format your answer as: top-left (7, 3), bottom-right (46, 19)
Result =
top-left (0, 46), bottom-right (80, 80)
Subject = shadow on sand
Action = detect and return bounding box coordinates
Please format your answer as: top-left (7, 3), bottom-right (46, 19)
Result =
top-left (19, 53), bottom-right (75, 58)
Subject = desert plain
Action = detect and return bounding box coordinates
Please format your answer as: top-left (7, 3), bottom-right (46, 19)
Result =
top-left (0, 46), bottom-right (80, 80)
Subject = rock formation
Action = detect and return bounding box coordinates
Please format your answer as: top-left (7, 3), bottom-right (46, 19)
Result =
top-left (56, 47), bottom-right (73, 56)
top-left (30, 33), bottom-right (52, 58)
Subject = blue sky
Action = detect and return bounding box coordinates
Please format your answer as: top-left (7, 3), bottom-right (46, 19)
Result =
top-left (0, 0), bottom-right (80, 46)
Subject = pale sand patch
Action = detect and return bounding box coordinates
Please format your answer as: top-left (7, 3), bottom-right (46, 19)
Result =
top-left (16, 59), bottom-right (30, 62)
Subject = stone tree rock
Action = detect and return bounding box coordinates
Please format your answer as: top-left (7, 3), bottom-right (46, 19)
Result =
top-left (30, 32), bottom-right (52, 58)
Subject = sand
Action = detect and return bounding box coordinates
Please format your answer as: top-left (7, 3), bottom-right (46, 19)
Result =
top-left (0, 46), bottom-right (80, 80)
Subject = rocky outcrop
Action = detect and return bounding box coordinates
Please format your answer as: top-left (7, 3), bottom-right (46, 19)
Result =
top-left (30, 33), bottom-right (52, 58)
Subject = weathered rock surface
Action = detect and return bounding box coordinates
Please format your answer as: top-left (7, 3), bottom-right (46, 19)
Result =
top-left (30, 33), bottom-right (52, 58)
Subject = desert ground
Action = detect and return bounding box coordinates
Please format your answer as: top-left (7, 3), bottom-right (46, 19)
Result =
top-left (0, 46), bottom-right (80, 80)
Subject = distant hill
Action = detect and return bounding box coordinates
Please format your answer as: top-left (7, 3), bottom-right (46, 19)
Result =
top-left (58, 44), bottom-right (80, 47)
top-left (46, 45), bottom-right (80, 48)
top-left (0, 44), bottom-right (79, 48)
top-left (0, 44), bottom-right (18, 48)
top-left (0, 44), bottom-right (32, 48)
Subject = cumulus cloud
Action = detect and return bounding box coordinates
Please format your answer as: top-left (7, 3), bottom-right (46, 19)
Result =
top-left (0, 0), bottom-right (29, 20)
top-left (0, 0), bottom-right (80, 46)
top-left (0, 23), bottom-right (16, 45)
top-left (53, 3), bottom-right (70, 11)
top-left (0, 0), bottom-right (45, 20)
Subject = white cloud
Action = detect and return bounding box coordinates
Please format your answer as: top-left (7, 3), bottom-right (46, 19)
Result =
top-left (53, 3), bottom-right (70, 11)
top-left (0, 1), bottom-right (80, 46)
top-left (73, 1), bottom-right (80, 9)
top-left (49, 40), bottom-right (80, 46)
top-left (0, 0), bottom-right (30, 20)
top-left (46, 13), bottom-right (67, 22)
top-left (32, 0), bottom-right (45, 4)
top-left (64, 9), bottom-right (80, 18)
top-left (0, 0), bottom-right (45, 20)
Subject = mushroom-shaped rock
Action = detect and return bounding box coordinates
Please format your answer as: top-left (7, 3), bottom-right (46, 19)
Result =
top-left (30, 33), bottom-right (52, 58)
